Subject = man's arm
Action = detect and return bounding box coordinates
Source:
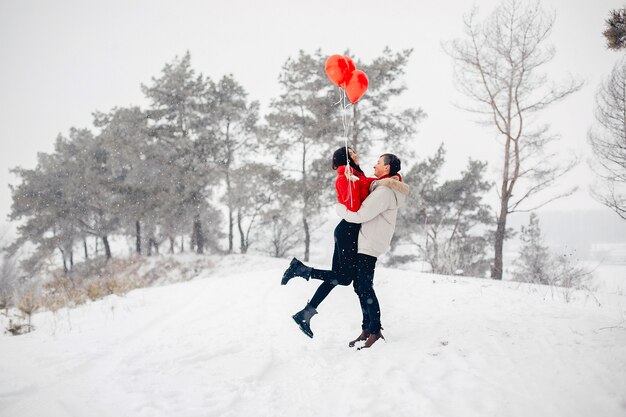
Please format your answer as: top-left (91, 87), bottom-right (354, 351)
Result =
top-left (335, 188), bottom-right (390, 224)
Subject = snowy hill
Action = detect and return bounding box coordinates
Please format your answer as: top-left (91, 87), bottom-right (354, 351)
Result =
top-left (1, 254), bottom-right (625, 417)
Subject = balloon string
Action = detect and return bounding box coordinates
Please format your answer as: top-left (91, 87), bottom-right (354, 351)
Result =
top-left (339, 88), bottom-right (354, 208)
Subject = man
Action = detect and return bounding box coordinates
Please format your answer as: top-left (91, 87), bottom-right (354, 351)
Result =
top-left (335, 153), bottom-right (409, 349)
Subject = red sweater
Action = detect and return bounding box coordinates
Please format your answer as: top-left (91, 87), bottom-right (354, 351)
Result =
top-left (335, 165), bottom-right (376, 212)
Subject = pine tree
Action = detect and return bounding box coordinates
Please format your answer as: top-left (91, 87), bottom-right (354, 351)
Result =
top-left (348, 48), bottom-right (426, 158)
top-left (261, 178), bottom-right (303, 258)
top-left (142, 52), bottom-right (217, 254)
top-left (230, 163), bottom-right (282, 254)
top-left (93, 106), bottom-right (159, 255)
top-left (206, 75), bottom-right (260, 253)
top-left (63, 128), bottom-right (120, 260)
top-left (8, 128), bottom-right (117, 270)
top-left (603, 9), bottom-right (626, 50)
top-left (512, 213), bottom-right (552, 284)
top-left (265, 49), bottom-right (338, 261)
top-left (397, 145), bottom-right (493, 276)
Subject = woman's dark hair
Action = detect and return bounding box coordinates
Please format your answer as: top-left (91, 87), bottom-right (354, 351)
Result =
top-left (332, 147), bottom-right (362, 173)
top-left (380, 153), bottom-right (401, 176)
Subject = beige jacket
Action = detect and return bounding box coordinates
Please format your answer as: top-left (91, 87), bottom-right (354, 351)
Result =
top-left (335, 178), bottom-right (410, 258)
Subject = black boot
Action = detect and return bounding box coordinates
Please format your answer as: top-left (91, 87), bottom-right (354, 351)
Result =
top-left (291, 303), bottom-right (318, 338)
top-left (281, 258), bottom-right (312, 285)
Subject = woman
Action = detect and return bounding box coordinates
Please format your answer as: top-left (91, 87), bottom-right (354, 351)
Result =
top-left (281, 147), bottom-right (395, 339)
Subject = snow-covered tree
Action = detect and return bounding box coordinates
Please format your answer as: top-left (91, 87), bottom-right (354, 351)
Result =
top-left (264, 50), bottom-right (339, 261)
top-left (142, 52), bottom-right (218, 254)
top-left (512, 212), bottom-right (552, 284)
top-left (93, 106), bottom-right (161, 255)
top-left (8, 128), bottom-right (112, 270)
top-left (230, 163), bottom-right (282, 254)
top-left (397, 145), bottom-right (493, 276)
top-left (0, 226), bottom-right (18, 310)
top-left (206, 75), bottom-right (260, 253)
top-left (512, 213), bottom-right (591, 293)
top-left (261, 178), bottom-right (303, 259)
top-left (348, 48), bottom-right (426, 158)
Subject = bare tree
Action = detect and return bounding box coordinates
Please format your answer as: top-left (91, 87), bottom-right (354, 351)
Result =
top-left (445, 0), bottom-right (582, 279)
top-left (589, 58), bottom-right (626, 220)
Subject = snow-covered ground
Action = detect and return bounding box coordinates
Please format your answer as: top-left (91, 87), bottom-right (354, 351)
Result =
top-left (1, 254), bottom-right (625, 417)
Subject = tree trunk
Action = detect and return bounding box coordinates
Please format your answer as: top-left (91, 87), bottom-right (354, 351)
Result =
top-left (194, 216), bottom-right (204, 254)
top-left (491, 128), bottom-right (514, 280)
top-left (169, 236), bottom-right (175, 254)
top-left (491, 198), bottom-right (509, 280)
top-left (237, 209), bottom-right (247, 254)
top-left (147, 238), bottom-right (153, 256)
top-left (301, 135), bottom-right (310, 262)
top-left (226, 121), bottom-right (234, 254)
top-left (69, 249), bottom-right (74, 270)
top-left (60, 248), bottom-right (68, 274)
top-left (136, 220), bottom-right (141, 255)
top-left (180, 235), bottom-right (184, 253)
top-left (430, 230), bottom-right (439, 274)
top-left (102, 236), bottom-right (112, 261)
top-left (227, 171), bottom-right (234, 254)
top-left (95, 236), bottom-right (99, 256)
top-left (83, 239), bottom-right (89, 261)
top-left (303, 213), bottom-right (310, 262)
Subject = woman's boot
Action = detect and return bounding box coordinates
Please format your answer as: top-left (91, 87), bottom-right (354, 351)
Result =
top-left (291, 303), bottom-right (318, 338)
top-left (348, 330), bottom-right (370, 347)
top-left (281, 258), bottom-right (312, 285)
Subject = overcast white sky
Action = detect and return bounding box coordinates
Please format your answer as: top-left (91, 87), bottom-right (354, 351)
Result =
top-left (0, 0), bottom-right (623, 225)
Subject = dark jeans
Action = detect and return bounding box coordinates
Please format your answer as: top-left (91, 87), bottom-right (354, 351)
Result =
top-left (354, 254), bottom-right (380, 333)
top-left (308, 220), bottom-right (360, 308)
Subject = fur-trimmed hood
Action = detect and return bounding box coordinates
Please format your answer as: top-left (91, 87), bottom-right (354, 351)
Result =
top-left (373, 177), bottom-right (410, 195)
top-left (371, 177), bottom-right (410, 209)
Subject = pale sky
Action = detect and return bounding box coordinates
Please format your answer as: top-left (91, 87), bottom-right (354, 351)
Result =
top-left (0, 0), bottom-right (624, 226)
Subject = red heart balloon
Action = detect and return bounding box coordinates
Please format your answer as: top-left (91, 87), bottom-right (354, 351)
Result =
top-left (344, 57), bottom-right (356, 84)
top-left (344, 70), bottom-right (369, 104)
top-left (325, 55), bottom-right (354, 87)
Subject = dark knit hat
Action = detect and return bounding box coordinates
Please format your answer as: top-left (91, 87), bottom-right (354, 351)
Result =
top-left (332, 147), bottom-right (363, 173)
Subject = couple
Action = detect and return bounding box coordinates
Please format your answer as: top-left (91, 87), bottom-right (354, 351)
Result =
top-left (281, 147), bottom-right (409, 349)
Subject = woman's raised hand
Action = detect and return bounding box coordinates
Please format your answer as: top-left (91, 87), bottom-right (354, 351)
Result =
top-left (344, 167), bottom-right (359, 182)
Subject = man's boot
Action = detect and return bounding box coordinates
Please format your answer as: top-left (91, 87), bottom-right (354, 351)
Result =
top-left (358, 331), bottom-right (385, 350)
top-left (291, 303), bottom-right (318, 338)
top-left (348, 330), bottom-right (370, 347)
top-left (281, 258), bottom-right (312, 285)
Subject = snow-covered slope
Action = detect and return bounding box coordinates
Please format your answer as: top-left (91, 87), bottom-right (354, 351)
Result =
top-left (1, 255), bottom-right (625, 417)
